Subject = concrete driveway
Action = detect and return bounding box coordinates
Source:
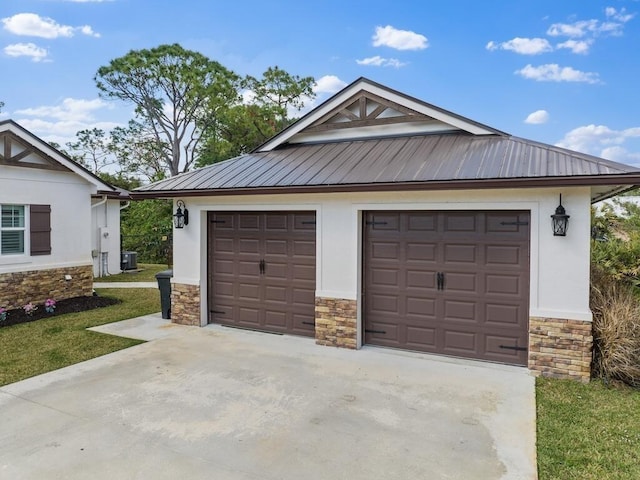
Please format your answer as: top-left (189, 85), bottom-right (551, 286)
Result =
top-left (0, 318), bottom-right (537, 479)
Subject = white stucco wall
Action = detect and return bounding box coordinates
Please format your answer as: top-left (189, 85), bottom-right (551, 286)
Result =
top-left (91, 198), bottom-right (122, 277)
top-left (171, 186), bottom-right (593, 327)
top-left (0, 166), bottom-right (95, 274)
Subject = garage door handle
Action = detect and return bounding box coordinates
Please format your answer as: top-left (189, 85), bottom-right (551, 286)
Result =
top-left (259, 259), bottom-right (265, 274)
top-left (437, 272), bottom-right (445, 290)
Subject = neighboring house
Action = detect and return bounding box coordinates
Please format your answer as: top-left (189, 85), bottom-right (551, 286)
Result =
top-left (133, 78), bottom-right (640, 382)
top-left (0, 120), bottom-right (127, 310)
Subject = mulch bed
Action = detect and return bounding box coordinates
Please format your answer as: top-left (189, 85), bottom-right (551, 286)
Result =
top-left (0, 296), bottom-right (121, 328)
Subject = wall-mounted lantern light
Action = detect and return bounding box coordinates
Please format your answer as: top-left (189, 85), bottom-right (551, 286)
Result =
top-left (551, 194), bottom-right (570, 236)
top-left (173, 200), bottom-right (189, 229)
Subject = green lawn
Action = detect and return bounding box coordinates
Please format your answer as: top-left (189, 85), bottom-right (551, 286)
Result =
top-left (537, 377), bottom-right (640, 479)
top-left (0, 288), bottom-right (160, 386)
top-left (95, 263), bottom-right (170, 282)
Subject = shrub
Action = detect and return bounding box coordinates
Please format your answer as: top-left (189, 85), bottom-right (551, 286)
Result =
top-left (590, 266), bottom-right (640, 388)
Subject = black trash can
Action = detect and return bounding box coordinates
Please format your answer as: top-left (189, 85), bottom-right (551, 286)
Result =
top-left (155, 269), bottom-right (173, 319)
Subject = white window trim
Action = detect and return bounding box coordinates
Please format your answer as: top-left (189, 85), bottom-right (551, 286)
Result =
top-left (0, 204), bottom-right (30, 260)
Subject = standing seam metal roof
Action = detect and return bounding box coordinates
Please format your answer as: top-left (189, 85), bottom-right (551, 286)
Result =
top-left (135, 133), bottom-right (640, 194)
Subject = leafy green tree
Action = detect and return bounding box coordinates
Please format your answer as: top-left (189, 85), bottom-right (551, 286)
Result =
top-left (197, 66), bottom-right (315, 166)
top-left (66, 128), bottom-right (114, 174)
top-left (109, 120), bottom-right (168, 182)
top-left (95, 43), bottom-right (240, 176)
top-left (121, 199), bottom-right (173, 264)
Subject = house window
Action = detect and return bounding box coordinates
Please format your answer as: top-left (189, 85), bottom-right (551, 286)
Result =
top-left (1, 204), bottom-right (26, 255)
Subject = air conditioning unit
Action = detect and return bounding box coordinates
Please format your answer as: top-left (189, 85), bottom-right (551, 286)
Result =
top-left (121, 251), bottom-right (138, 271)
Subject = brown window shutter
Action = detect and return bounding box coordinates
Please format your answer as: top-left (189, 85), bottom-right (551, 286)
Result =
top-left (30, 204), bottom-right (51, 256)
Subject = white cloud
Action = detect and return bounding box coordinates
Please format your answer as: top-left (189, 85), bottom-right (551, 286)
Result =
top-left (79, 25), bottom-right (100, 38)
top-left (556, 124), bottom-right (640, 162)
top-left (313, 75), bottom-right (347, 94)
top-left (372, 25), bottom-right (428, 51)
top-left (486, 37), bottom-right (552, 55)
top-left (356, 55), bottom-right (407, 68)
top-left (606, 7), bottom-right (635, 23)
top-left (525, 110), bottom-right (549, 125)
top-left (556, 39), bottom-right (591, 54)
top-left (1, 13), bottom-right (100, 38)
top-left (547, 8), bottom-right (633, 39)
top-left (15, 98), bottom-right (112, 122)
top-left (4, 42), bottom-right (48, 62)
top-left (515, 64), bottom-right (600, 84)
top-left (547, 19), bottom-right (599, 38)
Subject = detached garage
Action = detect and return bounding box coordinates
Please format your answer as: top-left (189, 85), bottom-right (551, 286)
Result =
top-left (134, 78), bottom-right (640, 382)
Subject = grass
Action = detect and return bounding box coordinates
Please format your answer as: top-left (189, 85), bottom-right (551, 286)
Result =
top-left (0, 288), bottom-right (160, 386)
top-left (95, 263), bottom-right (170, 282)
top-left (537, 377), bottom-right (640, 479)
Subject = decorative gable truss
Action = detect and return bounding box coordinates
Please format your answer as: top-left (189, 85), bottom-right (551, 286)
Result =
top-left (0, 130), bottom-right (70, 172)
top-left (304, 91), bottom-right (443, 133)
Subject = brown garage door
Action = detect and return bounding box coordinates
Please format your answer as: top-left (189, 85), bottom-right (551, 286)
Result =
top-left (364, 211), bottom-right (529, 365)
top-left (208, 211), bottom-right (316, 337)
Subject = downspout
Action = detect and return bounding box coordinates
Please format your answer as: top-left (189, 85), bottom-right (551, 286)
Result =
top-left (91, 196), bottom-right (108, 277)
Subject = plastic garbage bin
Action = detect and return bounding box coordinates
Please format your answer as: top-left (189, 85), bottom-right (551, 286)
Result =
top-left (155, 269), bottom-right (173, 319)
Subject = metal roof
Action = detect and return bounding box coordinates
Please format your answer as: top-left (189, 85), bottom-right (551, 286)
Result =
top-left (134, 133), bottom-right (640, 198)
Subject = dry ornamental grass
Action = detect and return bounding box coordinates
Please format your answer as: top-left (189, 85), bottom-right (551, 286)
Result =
top-left (590, 267), bottom-right (640, 388)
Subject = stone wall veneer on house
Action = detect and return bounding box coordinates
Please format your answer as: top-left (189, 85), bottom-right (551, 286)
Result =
top-left (171, 283), bottom-right (201, 326)
top-left (528, 317), bottom-right (593, 382)
top-left (0, 265), bottom-right (93, 309)
top-left (315, 297), bottom-right (357, 349)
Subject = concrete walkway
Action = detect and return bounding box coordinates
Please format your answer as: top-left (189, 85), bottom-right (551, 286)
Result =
top-left (93, 281), bottom-right (157, 288)
top-left (0, 316), bottom-right (537, 480)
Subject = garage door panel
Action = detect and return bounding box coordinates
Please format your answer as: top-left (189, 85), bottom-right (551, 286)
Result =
top-left (407, 243), bottom-right (437, 262)
top-left (371, 268), bottom-right (399, 286)
top-left (293, 264), bottom-right (315, 281)
top-left (406, 270), bottom-right (435, 289)
top-left (293, 214), bottom-right (316, 230)
top-left (366, 213), bottom-right (400, 231)
top-left (238, 306), bottom-right (260, 324)
top-left (444, 244), bottom-right (476, 263)
top-left (406, 297), bottom-right (435, 316)
top-left (265, 239), bottom-right (287, 254)
top-left (365, 322), bottom-right (399, 343)
top-left (405, 326), bottom-right (437, 349)
top-left (486, 245), bottom-right (521, 265)
top-left (293, 240), bottom-right (315, 256)
top-left (485, 303), bottom-right (521, 326)
top-left (370, 294), bottom-right (398, 313)
top-left (365, 210), bottom-right (529, 366)
top-left (444, 214), bottom-right (477, 232)
top-left (214, 259), bottom-right (234, 274)
top-left (371, 241), bottom-right (399, 259)
top-left (265, 213), bottom-right (288, 231)
top-left (264, 310), bottom-right (287, 329)
top-left (208, 211), bottom-right (316, 337)
top-left (486, 274), bottom-right (520, 295)
top-left (444, 300), bottom-right (476, 322)
top-left (238, 260), bottom-right (259, 276)
top-left (485, 335), bottom-right (528, 363)
top-left (238, 214), bottom-right (260, 230)
top-left (443, 330), bottom-right (477, 354)
top-left (292, 287), bottom-right (315, 305)
top-left (445, 272), bottom-right (476, 293)
top-left (214, 238), bottom-right (235, 253)
top-left (407, 213), bottom-right (437, 231)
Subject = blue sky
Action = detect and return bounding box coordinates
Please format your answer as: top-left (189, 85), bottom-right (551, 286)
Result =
top-left (1, 0), bottom-right (639, 167)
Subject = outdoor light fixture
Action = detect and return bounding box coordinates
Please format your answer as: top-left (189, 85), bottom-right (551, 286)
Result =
top-left (551, 194), bottom-right (570, 236)
top-left (173, 200), bottom-right (189, 229)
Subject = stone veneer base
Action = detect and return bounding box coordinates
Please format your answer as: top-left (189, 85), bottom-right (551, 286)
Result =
top-left (529, 317), bottom-right (593, 383)
top-left (315, 297), bottom-right (357, 349)
top-left (0, 265), bottom-right (93, 309)
top-left (171, 283), bottom-right (201, 326)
